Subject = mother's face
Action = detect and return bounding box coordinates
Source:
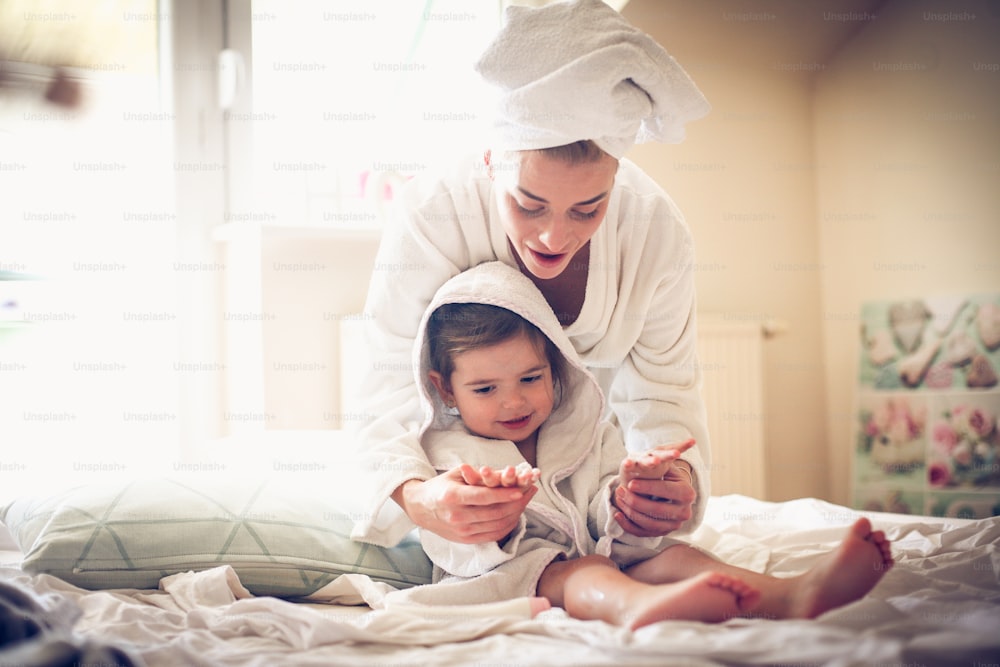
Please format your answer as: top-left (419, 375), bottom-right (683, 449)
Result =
top-left (493, 150), bottom-right (619, 281)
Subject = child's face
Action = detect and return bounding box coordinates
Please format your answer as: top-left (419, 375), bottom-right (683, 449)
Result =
top-left (430, 332), bottom-right (555, 447)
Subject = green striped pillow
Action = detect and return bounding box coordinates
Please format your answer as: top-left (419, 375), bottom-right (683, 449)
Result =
top-left (0, 478), bottom-right (432, 597)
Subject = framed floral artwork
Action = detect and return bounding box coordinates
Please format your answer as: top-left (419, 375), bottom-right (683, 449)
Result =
top-left (928, 399), bottom-right (999, 489)
top-left (853, 293), bottom-right (1000, 519)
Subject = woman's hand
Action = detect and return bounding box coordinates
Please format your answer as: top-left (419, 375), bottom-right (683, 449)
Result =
top-left (393, 465), bottom-right (537, 544)
top-left (612, 439), bottom-right (697, 538)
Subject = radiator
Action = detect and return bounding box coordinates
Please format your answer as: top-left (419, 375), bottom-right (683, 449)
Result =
top-left (696, 316), bottom-right (773, 499)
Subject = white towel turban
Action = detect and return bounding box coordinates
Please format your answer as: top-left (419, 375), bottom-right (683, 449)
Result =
top-left (475, 0), bottom-right (710, 159)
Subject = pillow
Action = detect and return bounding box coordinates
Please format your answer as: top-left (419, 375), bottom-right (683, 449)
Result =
top-left (0, 477), bottom-right (432, 598)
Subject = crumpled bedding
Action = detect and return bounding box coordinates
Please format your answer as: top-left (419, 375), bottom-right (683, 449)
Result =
top-left (1, 495), bottom-right (997, 667)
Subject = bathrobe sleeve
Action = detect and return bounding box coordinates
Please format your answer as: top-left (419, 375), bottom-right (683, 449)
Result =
top-left (419, 517), bottom-right (528, 578)
top-left (350, 168), bottom-right (497, 547)
top-left (602, 170), bottom-right (712, 534)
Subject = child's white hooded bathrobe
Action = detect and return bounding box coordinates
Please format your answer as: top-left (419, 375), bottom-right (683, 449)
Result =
top-left (391, 261), bottom-right (688, 606)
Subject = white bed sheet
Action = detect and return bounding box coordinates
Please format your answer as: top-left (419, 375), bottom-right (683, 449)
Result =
top-left (2, 494), bottom-right (998, 667)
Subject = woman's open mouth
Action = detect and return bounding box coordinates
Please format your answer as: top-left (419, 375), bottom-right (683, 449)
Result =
top-left (529, 248), bottom-right (566, 268)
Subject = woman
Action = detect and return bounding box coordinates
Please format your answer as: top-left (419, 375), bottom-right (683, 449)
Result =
top-left (351, 0), bottom-right (712, 549)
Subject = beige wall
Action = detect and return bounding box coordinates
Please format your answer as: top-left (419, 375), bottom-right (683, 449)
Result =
top-left (623, 1), bottom-right (830, 501)
top-left (624, 0), bottom-right (1000, 503)
top-left (814, 0), bottom-right (1000, 504)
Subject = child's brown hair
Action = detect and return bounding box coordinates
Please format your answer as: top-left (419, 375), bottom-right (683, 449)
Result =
top-left (427, 302), bottom-right (565, 400)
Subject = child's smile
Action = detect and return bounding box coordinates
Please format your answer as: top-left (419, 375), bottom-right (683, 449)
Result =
top-left (500, 415), bottom-right (532, 430)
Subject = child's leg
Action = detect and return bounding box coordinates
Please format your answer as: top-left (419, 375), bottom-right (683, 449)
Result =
top-left (627, 518), bottom-right (894, 619)
top-left (537, 554), bottom-right (757, 629)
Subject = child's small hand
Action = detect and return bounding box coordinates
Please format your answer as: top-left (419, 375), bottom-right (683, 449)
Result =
top-left (461, 462), bottom-right (540, 488)
top-left (619, 438), bottom-right (695, 482)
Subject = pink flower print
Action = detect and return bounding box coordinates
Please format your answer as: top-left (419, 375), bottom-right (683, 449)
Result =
top-left (871, 401), bottom-right (892, 433)
top-left (966, 408), bottom-right (995, 439)
top-left (932, 422), bottom-right (958, 455)
top-left (928, 461), bottom-right (952, 487)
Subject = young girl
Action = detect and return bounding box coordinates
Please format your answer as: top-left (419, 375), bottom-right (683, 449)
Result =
top-left (397, 261), bottom-right (893, 629)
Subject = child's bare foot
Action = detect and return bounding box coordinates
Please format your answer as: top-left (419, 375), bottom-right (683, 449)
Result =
top-left (625, 571), bottom-right (760, 630)
top-left (529, 596), bottom-right (551, 618)
top-left (789, 518), bottom-right (893, 618)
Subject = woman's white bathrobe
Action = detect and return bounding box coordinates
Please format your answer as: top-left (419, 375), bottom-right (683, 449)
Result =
top-left (387, 262), bottom-right (684, 606)
top-left (351, 154), bottom-right (711, 548)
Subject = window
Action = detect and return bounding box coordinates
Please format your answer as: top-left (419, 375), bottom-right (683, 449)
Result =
top-left (0, 1), bottom-right (182, 496)
top-left (228, 0), bottom-right (502, 227)
top-left (214, 1), bottom-right (503, 432)
top-left (1, 1), bottom-right (509, 498)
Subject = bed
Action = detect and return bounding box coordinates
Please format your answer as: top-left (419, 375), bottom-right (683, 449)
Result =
top-left (2, 441), bottom-right (998, 667)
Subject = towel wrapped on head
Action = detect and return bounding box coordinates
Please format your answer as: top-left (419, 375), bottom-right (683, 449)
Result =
top-left (475, 0), bottom-right (710, 159)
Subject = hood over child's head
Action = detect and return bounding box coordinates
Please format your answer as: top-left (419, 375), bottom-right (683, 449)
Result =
top-left (426, 302), bottom-right (565, 402)
top-left (413, 262), bottom-right (605, 448)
